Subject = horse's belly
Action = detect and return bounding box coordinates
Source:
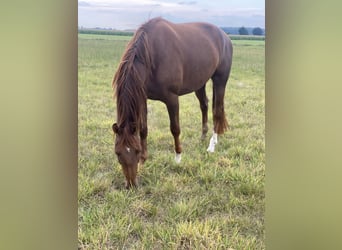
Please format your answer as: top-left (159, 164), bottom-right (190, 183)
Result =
top-left (178, 81), bottom-right (207, 96)
top-left (147, 56), bottom-right (216, 98)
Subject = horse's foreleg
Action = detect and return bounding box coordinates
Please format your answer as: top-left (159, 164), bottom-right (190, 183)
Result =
top-left (140, 126), bottom-right (148, 163)
top-left (166, 97), bottom-right (182, 163)
top-left (140, 102), bottom-right (148, 163)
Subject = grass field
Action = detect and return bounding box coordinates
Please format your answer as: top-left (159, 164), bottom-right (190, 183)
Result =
top-left (78, 33), bottom-right (265, 249)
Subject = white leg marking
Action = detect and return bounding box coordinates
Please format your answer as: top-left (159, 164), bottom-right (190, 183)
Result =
top-left (175, 153), bottom-right (182, 164)
top-left (207, 132), bottom-right (218, 153)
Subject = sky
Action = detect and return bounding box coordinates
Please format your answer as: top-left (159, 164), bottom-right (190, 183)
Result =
top-left (78, 0), bottom-right (265, 30)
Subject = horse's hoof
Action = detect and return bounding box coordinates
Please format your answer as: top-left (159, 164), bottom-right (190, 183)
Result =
top-left (207, 146), bottom-right (215, 153)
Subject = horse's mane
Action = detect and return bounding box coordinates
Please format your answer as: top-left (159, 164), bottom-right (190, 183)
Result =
top-left (112, 20), bottom-right (154, 148)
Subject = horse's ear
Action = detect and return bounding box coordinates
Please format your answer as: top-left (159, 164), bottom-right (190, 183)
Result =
top-left (112, 123), bottom-right (119, 134)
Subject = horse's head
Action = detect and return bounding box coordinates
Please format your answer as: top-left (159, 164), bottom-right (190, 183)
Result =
top-left (112, 123), bottom-right (141, 189)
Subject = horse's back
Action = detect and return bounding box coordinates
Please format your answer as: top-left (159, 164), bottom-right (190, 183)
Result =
top-left (144, 18), bottom-right (232, 98)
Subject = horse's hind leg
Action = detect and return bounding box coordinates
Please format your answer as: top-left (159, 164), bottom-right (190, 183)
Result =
top-left (195, 85), bottom-right (209, 140)
top-left (207, 72), bottom-right (229, 152)
top-left (165, 96), bottom-right (182, 163)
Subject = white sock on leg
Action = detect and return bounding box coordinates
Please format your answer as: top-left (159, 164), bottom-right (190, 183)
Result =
top-left (175, 153), bottom-right (182, 163)
top-left (207, 132), bottom-right (218, 153)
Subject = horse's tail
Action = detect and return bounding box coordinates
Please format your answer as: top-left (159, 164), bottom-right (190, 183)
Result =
top-left (212, 80), bottom-right (229, 134)
top-left (212, 35), bottom-right (232, 134)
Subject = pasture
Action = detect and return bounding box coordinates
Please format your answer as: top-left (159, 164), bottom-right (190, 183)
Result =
top-left (78, 33), bottom-right (265, 249)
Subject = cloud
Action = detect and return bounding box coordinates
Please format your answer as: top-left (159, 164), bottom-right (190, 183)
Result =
top-left (78, 1), bottom-right (91, 7)
top-left (78, 0), bottom-right (265, 29)
top-left (178, 1), bottom-right (197, 5)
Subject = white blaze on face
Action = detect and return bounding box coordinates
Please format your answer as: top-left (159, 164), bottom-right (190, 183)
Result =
top-left (207, 132), bottom-right (218, 153)
top-left (126, 147), bottom-right (131, 153)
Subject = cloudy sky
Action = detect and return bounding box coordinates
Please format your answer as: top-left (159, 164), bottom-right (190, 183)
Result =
top-left (78, 0), bottom-right (265, 30)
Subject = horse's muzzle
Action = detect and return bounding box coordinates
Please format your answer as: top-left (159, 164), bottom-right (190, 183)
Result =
top-left (122, 164), bottom-right (138, 189)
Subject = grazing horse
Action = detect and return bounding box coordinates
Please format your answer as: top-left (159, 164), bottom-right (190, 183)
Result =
top-left (112, 17), bottom-right (233, 188)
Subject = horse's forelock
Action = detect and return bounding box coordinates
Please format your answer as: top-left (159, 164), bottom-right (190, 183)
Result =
top-left (116, 125), bottom-right (141, 152)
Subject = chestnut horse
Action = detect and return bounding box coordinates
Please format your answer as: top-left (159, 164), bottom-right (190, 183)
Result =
top-left (112, 18), bottom-right (233, 188)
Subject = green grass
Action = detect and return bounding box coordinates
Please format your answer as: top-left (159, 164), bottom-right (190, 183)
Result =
top-left (229, 35), bottom-right (265, 41)
top-left (78, 33), bottom-right (265, 249)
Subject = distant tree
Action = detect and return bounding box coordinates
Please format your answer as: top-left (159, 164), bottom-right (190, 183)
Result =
top-left (238, 26), bottom-right (249, 35)
top-left (252, 27), bottom-right (263, 36)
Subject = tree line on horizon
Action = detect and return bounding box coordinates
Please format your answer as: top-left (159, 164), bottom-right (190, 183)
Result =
top-left (78, 26), bottom-right (265, 37)
top-left (221, 27), bottom-right (264, 36)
